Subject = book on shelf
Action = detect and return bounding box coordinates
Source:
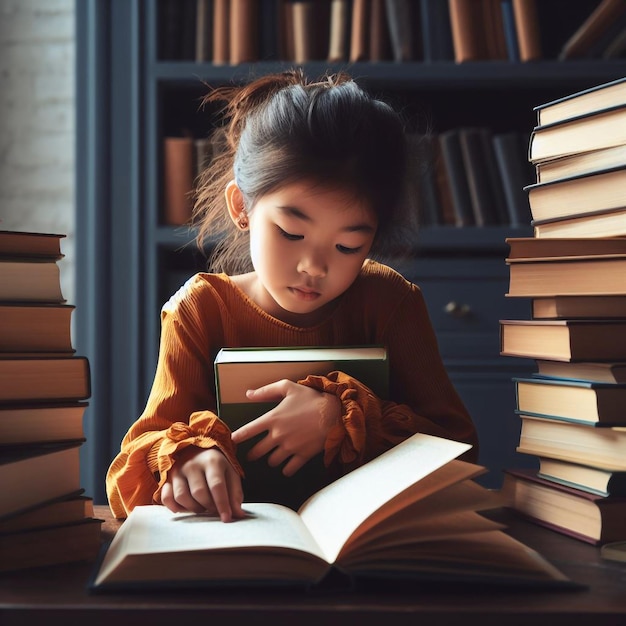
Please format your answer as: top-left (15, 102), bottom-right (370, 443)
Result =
top-left (292, 0), bottom-right (318, 63)
top-left (212, 0), bottom-right (230, 64)
top-left (514, 376), bottom-right (626, 426)
top-left (438, 129), bottom-right (475, 227)
top-left (502, 468), bottom-right (626, 545)
top-left (0, 303), bottom-right (74, 354)
top-left (0, 515), bottom-right (103, 574)
top-left (369, 0), bottom-right (393, 62)
top-left (529, 105), bottom-right (626, 164)
top-left (579, 6), bottom-right (626, 59)
top-left (0, 491), bottom-right (93, 533)
top-left (215, 345), bottom-right (389, 508)
top-left (448, 0), bottom-right (490, 62)
top-left (506, 255), bottom-right (626, 297)
top-left (537, 457), bottom-right (626, 498)
top-left (432, 137), bottom-right (458, 226)
top-left (384, 0), bottom-right (416, 62)
top-left (0, 230), bottom-right (64, 258)
top-left (533, 206), bottom-right (626, 239)
top-left (0, 257), bottom-right (64, 303)
top-left (458, 127), bottom-right (502, 226)
top-left (419, 0), bottom-right (454, 61)
top-left (89, 433), bottom-right (573, 591)
top-left (482, 0), bottom-right (508, 60)
top-left (511, 0), bottom-right (541, 61)
top-left (499, 319), bottom-right (626, 362)
top-left (195, 0), bottom-right (213, 61)
top-left (500, 0), bottom-right (520, 61)
top-left (349, 0), bottom-right (370, 61)
top-left (535, 144), bottom-right (626, 184)
top-left (0, 402), bottom-right (87, 446)
top-left (328, 0), bottom-right (351, 62)
top-left (517, 415), bottom-right (626, 472)
top-left (492, 132), bottom-right (532, 226)
top-left (525, 166), bottom-right (626, 223)
top-left (0, 356), bottom-right (91, 403)
top-left (162, 136), bottom-right (195, 226)
top-left (259, 0), bottom-right (285, 61)
top-left (406, 133), bottom-right (440, 227)
top-left (0, 442), bottom-right (84, 519)
top-left (229, 0), bottom-right (259, 63)
top-left (558, 0), bottom-right (626, 60)
top-left (535, 359), bottom-right (626, 384)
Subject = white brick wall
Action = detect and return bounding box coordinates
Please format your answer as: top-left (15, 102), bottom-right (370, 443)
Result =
top-left (0, 0), bottom-right (76, 304)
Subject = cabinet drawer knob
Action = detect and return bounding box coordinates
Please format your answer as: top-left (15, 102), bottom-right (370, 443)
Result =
top-left (444, 301), bottom-right (471, 317)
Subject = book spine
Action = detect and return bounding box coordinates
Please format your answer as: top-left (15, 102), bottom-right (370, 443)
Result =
top-left (229, 0), bottom-right (259, 63)
top-left (384, 0), bottom-right (414, 62)
top-left (512, 0), bottom-right (541, 61)
top-left (420, 0), bottom-right (454, 62)
top-left (438, 129), bottom-right (475, 226)
top-left (195, 0), bottom-right (214, 62)
top-left (369, 0), bottom-right (392, 62)
top-left (291, 1), bottom-right (317, 63)
top-left (163, 136), bottom-right (195, 226)
top-left (350, 0), bottom-right (370, 61)
top-left (328, 0), bottom-right (350, 62)
top-left (212, 0), bottom-right (230, 64)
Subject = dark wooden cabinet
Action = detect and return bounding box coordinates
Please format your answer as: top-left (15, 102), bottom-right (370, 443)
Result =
top-left (75, 0), bottom-right (626, 500)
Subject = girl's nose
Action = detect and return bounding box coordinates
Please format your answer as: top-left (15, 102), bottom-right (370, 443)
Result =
top-left (297, 250), bottom-right (327, 278)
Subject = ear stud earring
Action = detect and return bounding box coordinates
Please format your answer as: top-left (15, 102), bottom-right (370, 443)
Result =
top-left (237, 211), bottom-right (249, 230)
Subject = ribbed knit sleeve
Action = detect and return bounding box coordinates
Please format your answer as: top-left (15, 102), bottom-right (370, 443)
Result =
top-left (105, 278), bottom-right (240, 518)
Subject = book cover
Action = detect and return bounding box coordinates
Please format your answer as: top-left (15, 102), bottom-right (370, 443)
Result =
top-left (535, 359), bottom-right (626, 383)
top-left (535, 76), bottom-right (626, 127)
top-left (517, 415), bottom-right (626, 472)
top-left (0, 258), bottom-right (64, 303)
top-left (0, 442), bottom-right (84, 519)
top-left (537, 457), bottom-right (626, 498)
top-left (502, 468), bottom-right (626, 545)
top-left (0, 402), bottom-right (87, 446)
top-left (533, 207), bottom-right (626, 239)
top-left (499, 319), bottom-right (626, 361)
top-left (525, 166), bottom-right (626, 223)
top-left (514, 376), bottom-right (626, 426)
top-left (215, 346), bottom-right (389, 509)
top-left (506, 237), bottom-right (626, 261)
top-left (89, 433), bottom-right (573, 591)
top-left (0, 303), bottom-right (74, 353)
top-left (0, 356), bottom-right (91, 403)
top-left (536, 144), bottom-right (626, 184)
top-left (0, 230), bottom-right (64, 259)
top-left (529, 105), bottom-right (626, 164)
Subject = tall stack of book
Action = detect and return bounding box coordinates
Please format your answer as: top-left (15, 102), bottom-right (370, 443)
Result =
top-left (498, 77), bottom-right (626, 546)
top-left (0, 230), bottom-right (102, 572)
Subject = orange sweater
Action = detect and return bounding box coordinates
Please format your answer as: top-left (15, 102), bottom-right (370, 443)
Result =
top-left (106, 261), bottom-right (478, 517)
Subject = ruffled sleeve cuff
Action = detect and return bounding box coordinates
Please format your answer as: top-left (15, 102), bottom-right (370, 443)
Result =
top-left (152, 411), bottom-right (243, 504)
top-left (298, 370), bottom-right (383, 469)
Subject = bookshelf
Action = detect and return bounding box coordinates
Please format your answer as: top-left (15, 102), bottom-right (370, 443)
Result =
top-left (76, 0), bottom-right (626, 502)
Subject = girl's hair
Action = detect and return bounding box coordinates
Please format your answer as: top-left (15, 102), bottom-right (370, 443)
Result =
top-left (192, 69), bottom-right (413, 275)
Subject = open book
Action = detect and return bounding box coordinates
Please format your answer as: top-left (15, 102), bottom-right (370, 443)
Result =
top-left (91, 434), bottom-right (571, 591)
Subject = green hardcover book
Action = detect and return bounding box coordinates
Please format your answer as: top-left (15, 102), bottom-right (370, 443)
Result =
top-left (214, 346), bottom-right (389, 509)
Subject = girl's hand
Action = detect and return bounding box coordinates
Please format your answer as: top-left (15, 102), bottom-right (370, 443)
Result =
top-left (160, 446), bottom-right (245, 522)
top-left (231, 380), bottom-right (341, 476)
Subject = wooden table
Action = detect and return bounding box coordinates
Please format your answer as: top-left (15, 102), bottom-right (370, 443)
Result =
top-left (1, 505), bottom-right (626, 626)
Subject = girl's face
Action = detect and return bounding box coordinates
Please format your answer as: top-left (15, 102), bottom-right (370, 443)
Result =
top-left (246, 180), bottom-right (378, 325)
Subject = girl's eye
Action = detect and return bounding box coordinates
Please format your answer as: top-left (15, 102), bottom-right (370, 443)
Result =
top-left (336, 244), bottom-right (362, 255)
top-left (277, 226), bottom-right (303, 241)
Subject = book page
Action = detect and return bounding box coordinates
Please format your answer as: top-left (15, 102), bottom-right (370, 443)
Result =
top-left (95, 503), bottom-right (327, 586)
top-left (298, 433), bottom-right (471, 563)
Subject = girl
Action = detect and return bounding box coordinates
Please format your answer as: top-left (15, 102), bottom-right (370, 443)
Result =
top-left (106, 70), bottom-right (478, 521)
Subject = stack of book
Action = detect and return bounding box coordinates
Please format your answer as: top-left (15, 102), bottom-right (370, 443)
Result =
top-left (498, 77), bottom-right (626, 546)
top-left (0, 230), bottom-right (102, 573)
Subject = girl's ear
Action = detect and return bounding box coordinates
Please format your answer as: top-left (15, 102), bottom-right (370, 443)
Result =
top-left (225, 180), bottom-right (246, 227)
